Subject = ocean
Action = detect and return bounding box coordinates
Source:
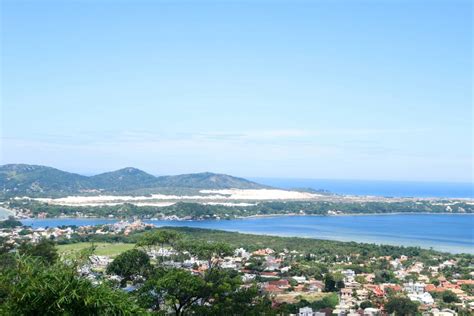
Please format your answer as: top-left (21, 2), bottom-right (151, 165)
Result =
top-left (22, 214), bottom-right (474, 254)
top-left (251, 178), bottom-right (474, 198)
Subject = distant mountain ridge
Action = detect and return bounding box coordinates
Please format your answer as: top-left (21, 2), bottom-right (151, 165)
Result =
top-left (0, 164), bottom-right (267, 198)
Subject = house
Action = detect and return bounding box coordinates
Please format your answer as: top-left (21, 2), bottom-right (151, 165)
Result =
top-left (383, 284), bottom-right (402, 293)
top-left (292, 276), bottom-right (306, 283)
top-left (242, 273), bottom-right (256, 283)
top-left (425, 284), bottom-right (438, 292)
top-left (263, 284), bottom-right (284, 294)
top-left (252, 248), bottom-right (274, 256)
top-left (268, 279), bottom-right (290, 290)
top-left (408, 292), bottom-right (434, 305)
top-left (340, 288), bottom-right (353, 300)
top-left (439, 260), bottom-right (456, 269)
top-left (390, 259), bottom-right (403, 270)
top-left (294, 284), bottom-right (306, 292)
top-left (221, 261), bottom-right (237, 269)
top-left (298, 307), bottom-right (315, 316)
top-left (364, 307), bottom-right (380, 316)
top-left (308, 280), bottom-right (324, 292)
top-left (359, 273), bottom-right (375, 283)
top-left (260, 271), bottom-right (279, 279)
top-left (265, 256), bottom-right (281, 271)
top-left (356, 289), bottom-right (369, 301)
top-left (429, 308), bottom-right (457, 316)
top-left (89, 255), bottom-right (112, 269)
top-left (455, 279), bottom-right (474, 286)
top-left (365, 285), bottom-right (384, 297)
top-left (234, 247), bottom-right (250, 259)
top-left (280, 266), bottom-right (291, 273)
top-left (298, 307), bottom-right (326, 316)
top-left (342, 269), bottom-right (356, 282)
top-left (404, 281), bottom-right (426, 294)
top-left (333, 300), bottom-right (351, 315)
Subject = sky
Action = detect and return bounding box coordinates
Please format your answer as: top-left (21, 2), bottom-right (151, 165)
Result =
top-left (1, 0), bottom-right (472, 182)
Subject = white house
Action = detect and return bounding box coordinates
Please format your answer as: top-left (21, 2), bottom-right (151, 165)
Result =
top-left (404, 281), bottom-right (426, 294)
top-left (298, 307), bottom-right (315, 316)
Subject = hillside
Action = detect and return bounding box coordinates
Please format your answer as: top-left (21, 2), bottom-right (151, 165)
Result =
top-left (156, 172), bottom-right (265, 189)
top-left (89, 167), bottom-right (158, 191)
top-left (0, 164), bottom-right (267, 198)
top-left (0, 164), bottom-right (91, 196)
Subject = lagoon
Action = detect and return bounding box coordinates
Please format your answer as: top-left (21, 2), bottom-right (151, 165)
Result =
top-left (21, 214), bottom-right (474, 254)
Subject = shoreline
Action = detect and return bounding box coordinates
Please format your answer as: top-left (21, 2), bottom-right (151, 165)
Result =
top-left (233, 212), bottom-right (474, 220)
top-left (15, 211), bottom-right (474, 222)
top-left (18, 215), bottom-right (474, 255)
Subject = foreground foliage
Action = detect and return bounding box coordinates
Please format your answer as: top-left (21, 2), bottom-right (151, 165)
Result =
top-left (0, 255), bottom-right (146, 315)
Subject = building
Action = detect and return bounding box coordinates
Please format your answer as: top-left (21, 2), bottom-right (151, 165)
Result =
top-left (404, 281), bottom-right (426, 294)
top-left (298, 307), bottom-right (315, 316)
top-left (364, 307), bottom-right (380, 316)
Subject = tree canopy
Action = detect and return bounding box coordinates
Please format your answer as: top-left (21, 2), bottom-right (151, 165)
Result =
top-left (106, 249), bottom-right (151, 285)
top-left (0, 256), bottom-right (146, 315)
top-left (177, 240), bottom-right (233, 271)
top-left (18, 238), bottom-right (58, 265)
top-left (385, 297), bottom-right (419, 316)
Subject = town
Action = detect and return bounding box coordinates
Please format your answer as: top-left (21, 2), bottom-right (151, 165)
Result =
top-left (1, 218), bottom-right (473, 315)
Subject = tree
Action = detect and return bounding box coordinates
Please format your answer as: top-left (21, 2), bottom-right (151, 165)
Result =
top-left (0, 256), bottom-right (146, 315)
top-left (136, 230), bottom-right (181, 263)
top-left (0, 237), bottom-right (14, 255)
top-left (18, 238), bottom-right (58, 265)
top-left (324, 273), bottom-right (344, 292)
top-left (355, 275), bottom-right (367, 284)
top-left (311, 293), bottom-right (338, 309)
top-left (138, 268), bottom-right (206, 316)
top-left (442, 290), bottom-right (460, 303)
top-left (194, 283), bottom-right (274, 316)
top-left (193, 268), bottom-right (246, 315)
top-left (178, 241), bottom-right (233, 271)
top-left (0, 217), bottom-right (22, 229)
top-left (0, 237), bottom-right (15, 271)
top-left (137, 229), bottom-right (181, 250)
top-left (138, 267), bottom-right (273, 316)
top-left (106, 249), bottom-right (150, 286)
top-left (374, 269), bottom-right (395, 284)
top-left (385, 297), bottom-right (418, 316)
top-left (246, 256), bottom-right (266, 272)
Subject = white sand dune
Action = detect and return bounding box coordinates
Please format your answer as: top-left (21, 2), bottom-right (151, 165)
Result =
top-left (199, 189), bottom-right (321, 200)
top-left (28, 189), bottom-right (321, 206)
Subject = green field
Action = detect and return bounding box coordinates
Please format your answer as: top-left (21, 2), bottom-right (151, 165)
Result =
top-left (57, 242), bottom-right (135, 257)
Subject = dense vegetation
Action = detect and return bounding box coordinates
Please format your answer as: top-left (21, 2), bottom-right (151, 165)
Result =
top-left (8, 199), bottom-right (472, 219)
top-left (0, 231), bottom-right (275, 315)
top-left (1, 226), bottom-right (473, 315)
top-left (0, 217), bottom-right (22, 229)
top-left (0, 164), bottom-right (266, 198)
top-left (0, 246), bottom-right (146, 314)
top-left (55, 226), bottom-right (467, 263)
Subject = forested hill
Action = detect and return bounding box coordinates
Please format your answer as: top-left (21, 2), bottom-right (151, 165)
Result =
top-left (0, 164), bottom-right (267, 198)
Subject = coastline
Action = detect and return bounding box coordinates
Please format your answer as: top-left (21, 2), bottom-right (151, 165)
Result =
top-left (235, 212), bottom-right (474, 220)
top-left (12, 211), bottom-right (474, 222)
top-left (19, 214), bottom-right (474, 255)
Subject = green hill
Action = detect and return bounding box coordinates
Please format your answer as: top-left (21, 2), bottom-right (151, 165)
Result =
top-left (0, 164), bottom-right (91, 196)
top-left (155, 172), bottom-right (264, 189)
top-left (89, 167), bottom-right (158, 191)
top-left (0, 164), bottom-right (267, 198)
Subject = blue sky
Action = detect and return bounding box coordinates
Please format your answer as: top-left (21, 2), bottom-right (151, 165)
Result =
top-left (1, 0), bottom-right (472, 181)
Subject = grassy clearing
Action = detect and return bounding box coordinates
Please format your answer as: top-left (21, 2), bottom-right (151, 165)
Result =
top-left (274, 292), bottom-right (328, 304)
top-left (57, 242), bottom-right (135, 257)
